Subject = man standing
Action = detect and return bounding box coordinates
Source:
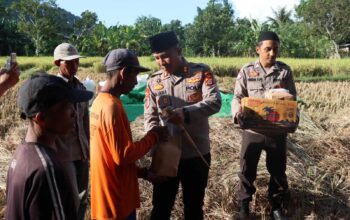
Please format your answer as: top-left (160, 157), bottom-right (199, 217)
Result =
top-left (231, 31), bottom-right (297, 220)
top-left (6, 73), bottom-right (93, 220)
top-left (90, 49), bottom-right (168, 220)
top-left (53, 43), bottom-right (90, 220)
top-left (144, 31), bottom-right (221, 220)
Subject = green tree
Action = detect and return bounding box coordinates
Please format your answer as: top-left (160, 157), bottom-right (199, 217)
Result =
top-left (0, 0), bottom-right (33, 55)
top-left (71, 10), bottom-right (98, 53)
top-left (266, 6), bottom-right (293, 29)
top-left (161, 19), bottom-right (185, 47)
top-left (134, 16), bottom-right (162, 55)
top-left (115, 25), bottom-right (142, 53)
top-left (296, 0), bottom-right (350, 58)
top-left (185, 0), bottom-right (235, 56)
top-left (277, 22), bottom-right (331, 58)
top-left (231, 18), bottom-right (268, 56)
top-left (12, 0), bottom-right (76, 55)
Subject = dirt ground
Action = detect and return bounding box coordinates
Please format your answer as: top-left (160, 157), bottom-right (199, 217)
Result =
top-left (0, 72), bottom-right (349, 219)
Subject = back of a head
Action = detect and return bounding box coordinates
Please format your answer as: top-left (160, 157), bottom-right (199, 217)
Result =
top-left (103, 48), bottom-right (150, 73)
top-left (18, 73), bottom-right (93, 120)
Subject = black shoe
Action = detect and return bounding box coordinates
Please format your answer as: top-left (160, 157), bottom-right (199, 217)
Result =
top-left (238, 200), bottom-right (250, 218)
top-left (271, 208), bottom-right (287, 220)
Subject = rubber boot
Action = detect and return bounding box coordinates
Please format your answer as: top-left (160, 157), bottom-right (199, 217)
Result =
top-left (238, 199), bottom-right (250, 219)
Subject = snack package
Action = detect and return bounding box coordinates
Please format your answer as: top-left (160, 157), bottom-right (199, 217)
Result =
top-left (265, 88), bottom-right (294, 100)
top-left (241, 97), bottom-right (298, 133)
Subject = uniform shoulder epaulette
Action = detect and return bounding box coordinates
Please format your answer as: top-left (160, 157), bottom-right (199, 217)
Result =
top-left (150, 70), bottom-right (162, 78)
top-left (276, 61), bottom-right (291, 70)
top-left (242, 62), bottom-right (255, 69)
top-left (276, 60), bottom-right (287, 66)
top-left (190, 62), bottom-right (210, 72)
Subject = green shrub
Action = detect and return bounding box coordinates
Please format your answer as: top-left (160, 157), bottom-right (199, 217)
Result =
top-left (93, 62), bottom-right (106, 73)
top-left (19, 68), bottom-right (46, 80)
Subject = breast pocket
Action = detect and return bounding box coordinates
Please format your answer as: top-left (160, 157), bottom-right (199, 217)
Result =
top-left (247, 80), bottom-right (264, 97)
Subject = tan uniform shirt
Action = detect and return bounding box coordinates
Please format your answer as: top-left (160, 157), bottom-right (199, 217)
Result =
top-left (55, 74), bottom-right (90, 161)
top-left (231, 60), bottom-right (297, 124)
top-left (144, 59), bottom-right (221, 159)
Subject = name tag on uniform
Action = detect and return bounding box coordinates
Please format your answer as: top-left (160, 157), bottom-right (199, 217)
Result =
top-left (248, 77), bottom-right (263, 81)
top-left (186, 85), bottom-right (200, 90)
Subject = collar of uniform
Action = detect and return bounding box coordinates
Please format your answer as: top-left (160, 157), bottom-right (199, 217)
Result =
top-left (161, 71), bottom-right (170, 80)
top-left (162, 57), bottom-right (189, 80)
top-left (181, 57), bottom-right (190, 76)
top-left (254, 60), bottom-right (280, 77)
top-left (173, 57), bottom-right (189, 76)
top-left (253, 60), bottom-right (264, 77)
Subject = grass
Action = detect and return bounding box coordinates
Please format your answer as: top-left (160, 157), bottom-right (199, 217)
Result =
top-left (1, 56), bottom-right (350, 79)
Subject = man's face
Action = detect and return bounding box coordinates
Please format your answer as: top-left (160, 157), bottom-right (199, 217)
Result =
top-left (59, 59), bottom-right (79, 78)
top-left (256, 40), bottom-right (280, 67)
top-left (43, 101), bottom-right (75, 135)
top-left (120, 68), bottom-right (139, 94)
top-left (153, 47), bottom-right (182, 74)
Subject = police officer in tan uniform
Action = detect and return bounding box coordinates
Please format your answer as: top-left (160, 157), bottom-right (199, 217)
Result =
top-left (231, 31), bottom-right (297, 220)
top-left (144, 31), bottom-right (221, 220)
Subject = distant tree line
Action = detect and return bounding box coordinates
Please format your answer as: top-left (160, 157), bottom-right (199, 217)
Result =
top-left (1, 0), bottom-right (349, 58)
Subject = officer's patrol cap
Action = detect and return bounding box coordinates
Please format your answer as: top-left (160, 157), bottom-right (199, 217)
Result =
top-left (103, 49), bottom-right (150, 72)
top-left (149, 31), bottom-right (179, 53)
top-left (257, 31), bottom-right (280, 43)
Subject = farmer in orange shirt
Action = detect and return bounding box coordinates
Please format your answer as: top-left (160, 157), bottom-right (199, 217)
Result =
top-left (90, 49), bottom-right (168, 220)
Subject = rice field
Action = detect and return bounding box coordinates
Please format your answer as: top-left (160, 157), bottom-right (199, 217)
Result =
top-left (1, 56), bottom-right (350, 78)
top-left (0, 59), bottom-right (350, 219)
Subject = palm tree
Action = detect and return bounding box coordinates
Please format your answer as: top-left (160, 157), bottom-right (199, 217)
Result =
top-left (266, 6), bottom-right (293, 28)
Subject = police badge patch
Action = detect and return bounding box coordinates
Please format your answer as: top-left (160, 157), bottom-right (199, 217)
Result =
top-left (153, 83), bottom-right (164, 90)
top-left (187, 91), bottom-right (203, 103)
top-left (186, 77), bottom-right (201, 84)
top-left (248, 71), bottom-right (259, 77)
top-left (204, 72), bottom-right (215, 87)
top-left (144, 87), bottom-right (150, 109)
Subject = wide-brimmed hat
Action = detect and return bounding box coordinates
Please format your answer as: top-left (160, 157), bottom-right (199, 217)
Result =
top-left (54, 43), bottom-right (85, 61)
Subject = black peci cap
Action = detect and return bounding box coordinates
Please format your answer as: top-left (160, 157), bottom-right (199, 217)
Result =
top-left (149, 31), bottom-right (179, 53)
top-left (258, 31), bottom-right (280, 43)
top-left (103, 49), bottom-right (150, 72)
top-left (17, 73), bottom-right (93, 119)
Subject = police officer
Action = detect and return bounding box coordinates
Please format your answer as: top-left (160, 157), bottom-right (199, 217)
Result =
top-left (231, 31), bottom-right (297, 220)
top-left (144, 31), bottom-right (221, 220)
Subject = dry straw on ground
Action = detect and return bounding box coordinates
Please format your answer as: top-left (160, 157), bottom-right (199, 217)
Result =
top-left (0, 71), bottom-right (349, 219)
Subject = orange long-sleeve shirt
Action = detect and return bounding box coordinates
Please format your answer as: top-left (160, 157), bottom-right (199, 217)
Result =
top-left (90, 93), bottom-right (157, 220)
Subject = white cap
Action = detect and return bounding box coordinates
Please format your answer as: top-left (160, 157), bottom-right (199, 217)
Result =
top-left (54, 43), bottom-right (85, 61)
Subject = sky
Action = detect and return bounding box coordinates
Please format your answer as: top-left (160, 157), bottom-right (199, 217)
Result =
top-left (55, 0), bottom-right (300, 27)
